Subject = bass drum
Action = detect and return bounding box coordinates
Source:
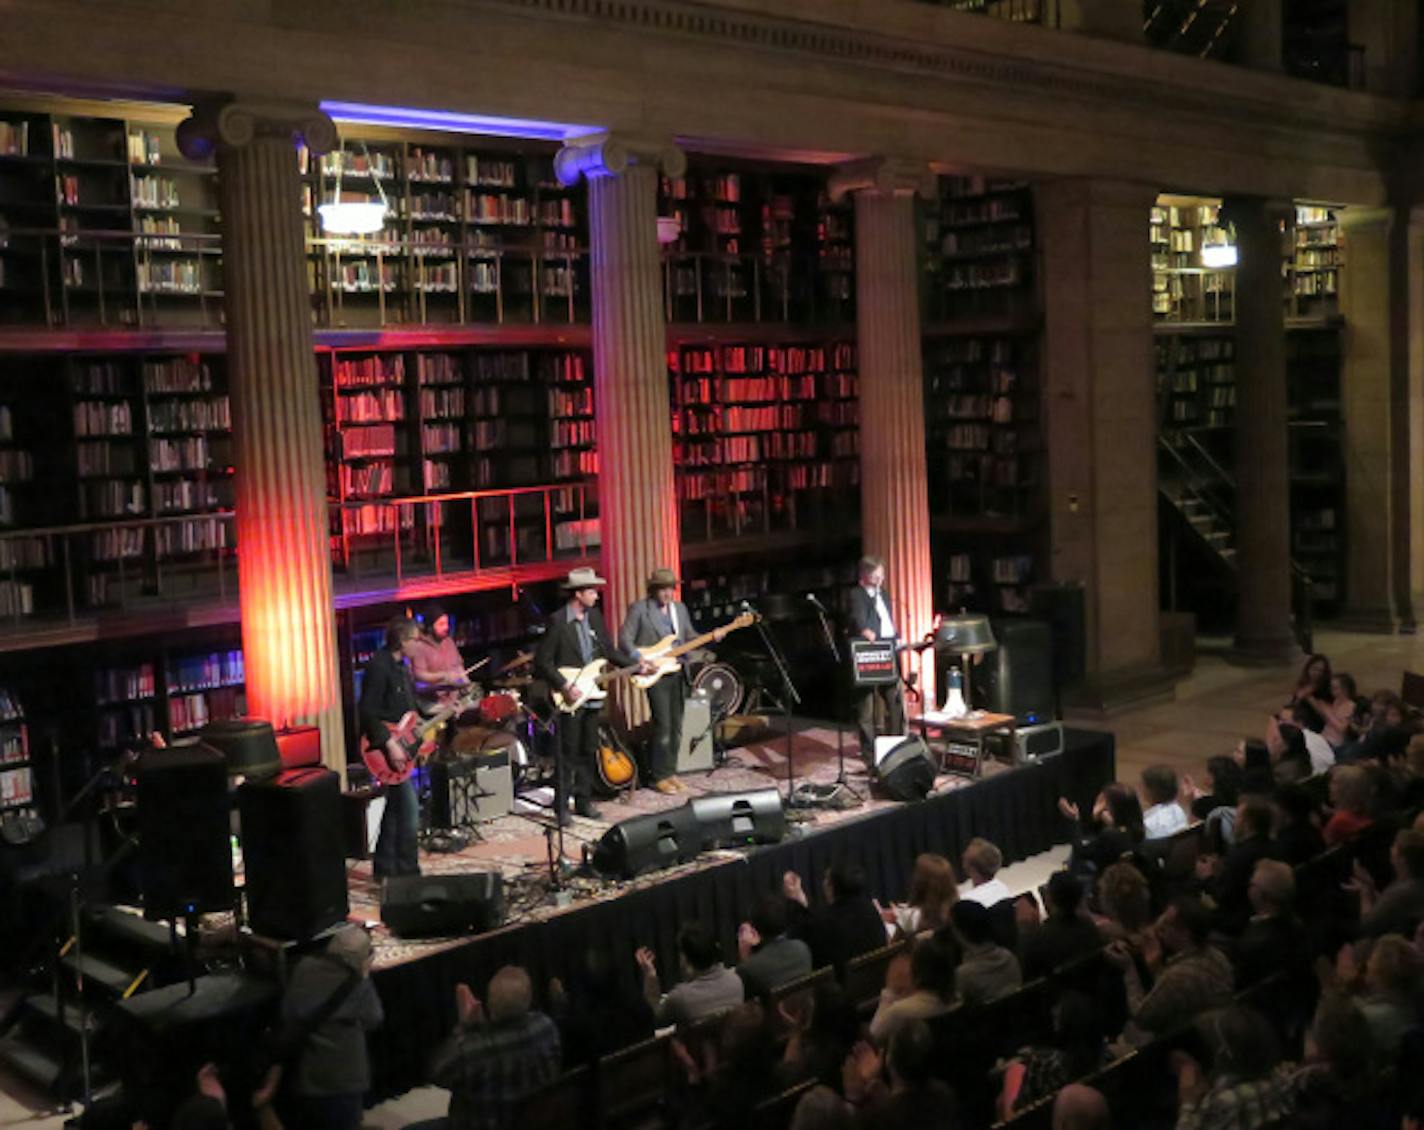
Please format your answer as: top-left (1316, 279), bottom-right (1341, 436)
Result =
top-left (691, 662), bottom-right (744, 721)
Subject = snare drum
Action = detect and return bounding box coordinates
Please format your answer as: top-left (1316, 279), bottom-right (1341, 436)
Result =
top-left (477, 689), bottom-right (522, 727)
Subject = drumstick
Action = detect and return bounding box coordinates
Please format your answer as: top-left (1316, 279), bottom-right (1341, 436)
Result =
top-left (497, 651), bottom-right (534, 674)
top-left (464, 658), bottom-right (490, 676)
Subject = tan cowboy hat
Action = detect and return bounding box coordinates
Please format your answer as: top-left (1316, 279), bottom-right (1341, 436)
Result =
top-left (646, 567), bottom-right (679, 589)
top-left (561, 566), bottom-right (607, 589)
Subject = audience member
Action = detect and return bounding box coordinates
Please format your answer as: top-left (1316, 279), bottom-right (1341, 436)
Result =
top-left (843, 1020), bottom-right (958, 1130)
top-left (1233, 859), bottom-right (1310, 988)
top-left (1020, 871), bottom-right (1103, 981)
top-left (1093, 860), bottom-right (1154, 945)
top-left (1198, 796), bottom-right (1279, 935)
top-left (1000, 991), bottom-right (1105, 1116)
top-left (1271, 784), bottom-right (1325, 866)
top-left (1289, 990), bottom-right (1380, 1130)
top-left (868, 934), bottom-right (958, 1045)
top-left (784, 861), bottom-right (886, 975)
top-left (696, 1002), bottom-right (780, 1125)
top-left (1313, 672), bottom-right (1362, 750)
top-left (1051, 1084), bottom-right (1110, 1130)
top-left (428, 967), bottom-right (561, 1130)
top-left (1340, 934), bottom-right (1421, 1058)
top-left (1182, 754), bottom-right (1244, 829)
top-left (884, 853), bottom-right (958, 938)
top-left (959, 837), bottom-right (1012, 907)
top-left (1171, 1005), bottom-right (1295, 1130)
top-left (1294, 653), bottom-right (1333, 709)
top-left (274, 922), bottom-right (382, 1130)
top-left (1140, 765), bottom-right (1188, 840)
top-left (551, 945), bottom-right (653, 1066)
top-left (1060, 783), bottom-right (1145, 878)
top-left (1323, 764), bottom-right (1376, 846)
top-left (736, 893), bottom-right (813, 999)
top-left (636, 923), bottom-right (744, 1028)
top-left (1269, 704), bottom-right (1336, 779)
top-left (951, 899), bottom-right (1022, 1005)
top-left (1110, 895), bottom-right (1233, 1047)
top-left (1349, 690), bottom-right (1416, 764)
top-left (1351, 829), bottom-right (1424, 939)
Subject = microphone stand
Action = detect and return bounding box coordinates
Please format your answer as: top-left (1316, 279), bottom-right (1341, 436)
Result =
top-left (808, 598), bottom-right (862, 800)
top-left (747, 602), bottom-right (801, 801)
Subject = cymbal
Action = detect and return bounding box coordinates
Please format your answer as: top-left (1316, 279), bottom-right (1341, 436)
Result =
top-left (498, 650), bottom-right (534, 673)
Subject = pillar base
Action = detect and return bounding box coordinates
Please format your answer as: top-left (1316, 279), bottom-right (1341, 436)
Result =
top-left (1228, 632), bottom-right (1303, 666)
top-left (1064, 664), bottom-right (1179, 717)
top-left (1335, 606), bottom-right (1401, 635)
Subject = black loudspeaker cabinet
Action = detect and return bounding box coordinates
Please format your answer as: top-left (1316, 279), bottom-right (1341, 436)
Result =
top-left (590, 805), bottom-right (701, 879)
top-left (876, 737), bottom-right (937, 802)
top-left (238, 767), bottom-right (348, 940)
top-left (688, 789), bottom-right (785, 849)
top-left (135, 744), bottom-right (233, 920)
top-left (1029, 583), bottom-right (1086, 690)
top-left (381, 872), bottom-right (505, 939)
top-left (978, 618), bottom-right (1056, 725)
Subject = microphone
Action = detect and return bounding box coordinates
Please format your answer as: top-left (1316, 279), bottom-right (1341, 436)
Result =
top-left (805, 592), bottom-right (828, 613)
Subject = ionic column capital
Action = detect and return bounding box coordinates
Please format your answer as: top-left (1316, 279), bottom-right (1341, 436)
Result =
top-left (177, 98), bottom-right (338, 161)
top-left (828, 157), bottom-right (935, 204)
top-left (554, 132), bottom-right (686, 186)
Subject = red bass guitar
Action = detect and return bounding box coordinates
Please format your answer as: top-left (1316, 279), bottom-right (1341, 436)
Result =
top-left (360, 687), bottom-right (481, 786)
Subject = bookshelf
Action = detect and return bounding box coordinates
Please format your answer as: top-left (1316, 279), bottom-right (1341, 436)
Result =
top-left (166, 646), bottom-right (245, 735)
top-left (1287, 329), bottom-right (1343, 612)
top-left (0, 685), bottom-right (33, 816)
top-left (1155, 334), bottom-right (1236, 434)
top-left (1151, 196), bottom-right (1235, 325)
top-left (669, 341), bottom-right (859, 544)
top-left (660, 160), bottom-right (854, 325)
top-left (925, 176), bottom-right (1035, 325)
top-left (1286, 204), bottom-right (1341, 321)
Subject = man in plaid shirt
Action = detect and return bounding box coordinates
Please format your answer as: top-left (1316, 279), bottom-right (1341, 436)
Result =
top-left (428, 965), bottom-right (562, 1130)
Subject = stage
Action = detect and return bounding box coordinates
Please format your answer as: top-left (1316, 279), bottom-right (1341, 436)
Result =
top-left (359, 721), bottom-right (1115, 1099)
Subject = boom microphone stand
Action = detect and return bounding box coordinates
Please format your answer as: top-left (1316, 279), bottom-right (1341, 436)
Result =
top-left (747, 601), bottom-right (802, 801)
top-left (806, 593), bottom-right (863, 800)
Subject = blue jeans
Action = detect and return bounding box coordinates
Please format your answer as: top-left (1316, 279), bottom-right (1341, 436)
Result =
top-left (374, 778), bottom-right (419, 878)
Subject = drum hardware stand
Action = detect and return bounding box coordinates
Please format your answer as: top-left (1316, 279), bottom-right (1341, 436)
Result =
top-left (807, 595), bottom-right (864, 801)
top-left (748, 602), bottom-right (802, 800)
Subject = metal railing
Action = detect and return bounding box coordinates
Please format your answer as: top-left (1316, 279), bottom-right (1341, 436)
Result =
top-left (678, 466), bottom-right (860, 547)
top-left (915, 0), bottom-right (1054, 25)
top-left (0, 482), bottom-right (592, 631)
top-left (661, 250), bottom-right (854, 326)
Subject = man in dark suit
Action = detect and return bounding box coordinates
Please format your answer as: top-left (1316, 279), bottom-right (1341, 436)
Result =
top-left (358, 616), bottom-right (426, 879)
top-left (534, 567), bottom-right (649, 823)
top-left (620, 567), bottom-right (725, 795)
top-left (847, 555), bottom-right (906, 772)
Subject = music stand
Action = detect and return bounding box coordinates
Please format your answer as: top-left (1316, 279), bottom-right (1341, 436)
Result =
top-left (808, 600), bottom-right (863, 799)
top-left (748, 602), bottom-right (802, 800)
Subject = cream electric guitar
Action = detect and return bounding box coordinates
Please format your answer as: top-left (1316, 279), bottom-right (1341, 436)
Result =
top-left (552, 611), bottom-right (760, 713)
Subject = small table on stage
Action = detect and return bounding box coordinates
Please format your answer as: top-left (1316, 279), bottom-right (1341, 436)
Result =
top-left (912, 711), bottom-right (1016, 778)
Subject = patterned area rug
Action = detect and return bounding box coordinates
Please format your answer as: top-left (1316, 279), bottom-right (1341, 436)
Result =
top-left (357, 719), bottom-right (993, 970)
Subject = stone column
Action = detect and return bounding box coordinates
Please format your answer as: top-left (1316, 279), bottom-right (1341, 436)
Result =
top-left (1338, 207), bottom-right (1398, 631)
top-left (831, 158), bottom-right (938, 708)
top-left (1389, 202), bottom-right (1424, 631)
top-left (179, 100), bottom-right (347, 770)
top-left (556, 134), bottom-right (684, 726)
top-left (1036, 178), bottom-right (1170, 710)
top-left (1237, 0), bottom-right (1283, 73)
top-left (1227, 196), bottom-right (1299, 663)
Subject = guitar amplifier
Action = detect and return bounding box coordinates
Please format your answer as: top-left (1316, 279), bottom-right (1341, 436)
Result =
top-left (941, 741), bottom-right (980, 777)
top-left (429, 751), bottom-right (513, 827)
top-left (984, 721), bottom-right (1065, 765)
top-left (677, 693), bottom-right (715, 775)
top-left (850, 640), bottom-right (898, 687)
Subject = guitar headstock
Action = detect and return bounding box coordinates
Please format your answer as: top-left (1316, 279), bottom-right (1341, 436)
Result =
top-left (730, 610), bottom-right (761, 630)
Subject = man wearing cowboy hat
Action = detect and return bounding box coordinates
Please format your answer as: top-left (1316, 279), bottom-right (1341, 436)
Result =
top-left (621, 567), bottom-right (727, 795)
top-left (534, 567), bottom-right (651, 823)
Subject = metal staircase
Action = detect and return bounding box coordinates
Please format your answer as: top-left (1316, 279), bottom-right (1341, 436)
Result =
top-left (1158, 434), bottom-right (1314, 650)
top-left (1144, 0), bottom-right (1238, 59)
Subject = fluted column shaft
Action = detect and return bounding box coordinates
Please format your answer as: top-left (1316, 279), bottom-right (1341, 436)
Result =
top-left (1230, 196), bottom-right (1299, 663)
top-left (559, 136), bottom-right (683, 725)
top-left (846, 167), bottom-right (936, 706)
top-left (181, 101), bottom-right (346, 768)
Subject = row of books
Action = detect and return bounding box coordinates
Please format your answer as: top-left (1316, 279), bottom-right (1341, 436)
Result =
top-left (422, 423), bottom-right (461, 454)
top-left (551, 419), bottom-right (595, 448)
top-left (676, 343), bottom-right (856, 375)
top-left (939, 395), bottom-right (1016, 424)
top-left (0, 449), bottom-right (33, 483)
top-left (154, 480), bottom-right (226, 514)
top-left (131, 175), bottom-right (181, 209)
top-left (0, 120), bottom-right (29, 156)
top-left (335, 354), bottom-right (406, 387)
top-left (943, 454), bottom-right (1029, 487)
top-left (0, 687), bottom-right (22, 722)
top-left (548, 387), bottom-right (593, 418)
top-left (338, 424), bottom-right (398, 459)
top-left (78, 441), bottom-right (137, 476)
top-left (97, 662), bottom-right (156, 704)
top-left (0, 724), bottom-right (26, 764)
top-left (75, 401), bottom-right (135, 437)
top-left (97, 703), bottom-right (156, 749)
top-left (0, 536), bottom-right (45, 571)
top-left (84, 480), bottom-right (146, 517)
top-left (935, 368), bottom-right (1021, 396)
top-left (338, 505), bottom-right (415, 537)
top-left (169, 649), bottom-right (245, 692)
top-left (339, 462), bottom-right (396, 498)
top-left (149, 398), bottom-right (230, 433)
top-left (0, 767), bottom-right (32, 807)
top-left (150, 436), bottom-right (215, 471)
top-left (170, 687), bottom-right (245, 733)
top-left (138, 260), bottom-right (208, 294)
top-left (335, 390), bottom-right (405, 424)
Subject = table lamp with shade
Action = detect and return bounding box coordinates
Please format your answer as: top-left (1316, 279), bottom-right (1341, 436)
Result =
top-left (934, 614), bottom-right (997, 719)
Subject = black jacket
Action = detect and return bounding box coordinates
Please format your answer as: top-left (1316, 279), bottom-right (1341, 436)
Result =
top-left (358, 649), bottom-right (419, 750)
top-left (847, 585), bottom-right (896, 642)
top-left (787, 894), bottom-right (887, 977)
top-left (1020, 914), bottom-right (1104, 982)
top-left (534, 604), bottom-right (637, 695)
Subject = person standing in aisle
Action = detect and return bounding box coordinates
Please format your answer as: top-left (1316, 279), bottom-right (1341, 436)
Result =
top-left (358, 617), bottom-right (425, 880)
top-left (620, 567), bottom-right (725, 795)
top-left (848, 555), bottom-right (906, 772)
top-left (535, 568), bottom-right (651, 823)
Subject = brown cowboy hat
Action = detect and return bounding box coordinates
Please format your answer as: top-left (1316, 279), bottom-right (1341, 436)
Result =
top-left (561, 566), bottom-right (607, 589)
top-left (646, 567), bottom-right (679, 589)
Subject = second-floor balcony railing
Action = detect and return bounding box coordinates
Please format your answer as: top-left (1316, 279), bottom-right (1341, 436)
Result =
top-left (0, 482), bottom-right (595, 632)
top-left (0, 226), bottom-right (857, 332)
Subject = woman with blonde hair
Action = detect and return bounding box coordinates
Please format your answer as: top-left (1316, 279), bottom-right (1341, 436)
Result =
top-left (882, 853), bottom-right (959, 939)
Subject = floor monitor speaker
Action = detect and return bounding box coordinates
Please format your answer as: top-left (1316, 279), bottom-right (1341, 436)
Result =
top-left (589, 806), bottom-right (700, 879)
top-left (688, 788), bottom-right (785, 849)
top-left (876, 737), bottom-right (936, 803)
top-left (381, 872), bottom-right (505, 938)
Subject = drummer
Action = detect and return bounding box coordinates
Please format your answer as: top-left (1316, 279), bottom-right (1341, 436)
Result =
top-left (409, 603), bottom-right (471, 702)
